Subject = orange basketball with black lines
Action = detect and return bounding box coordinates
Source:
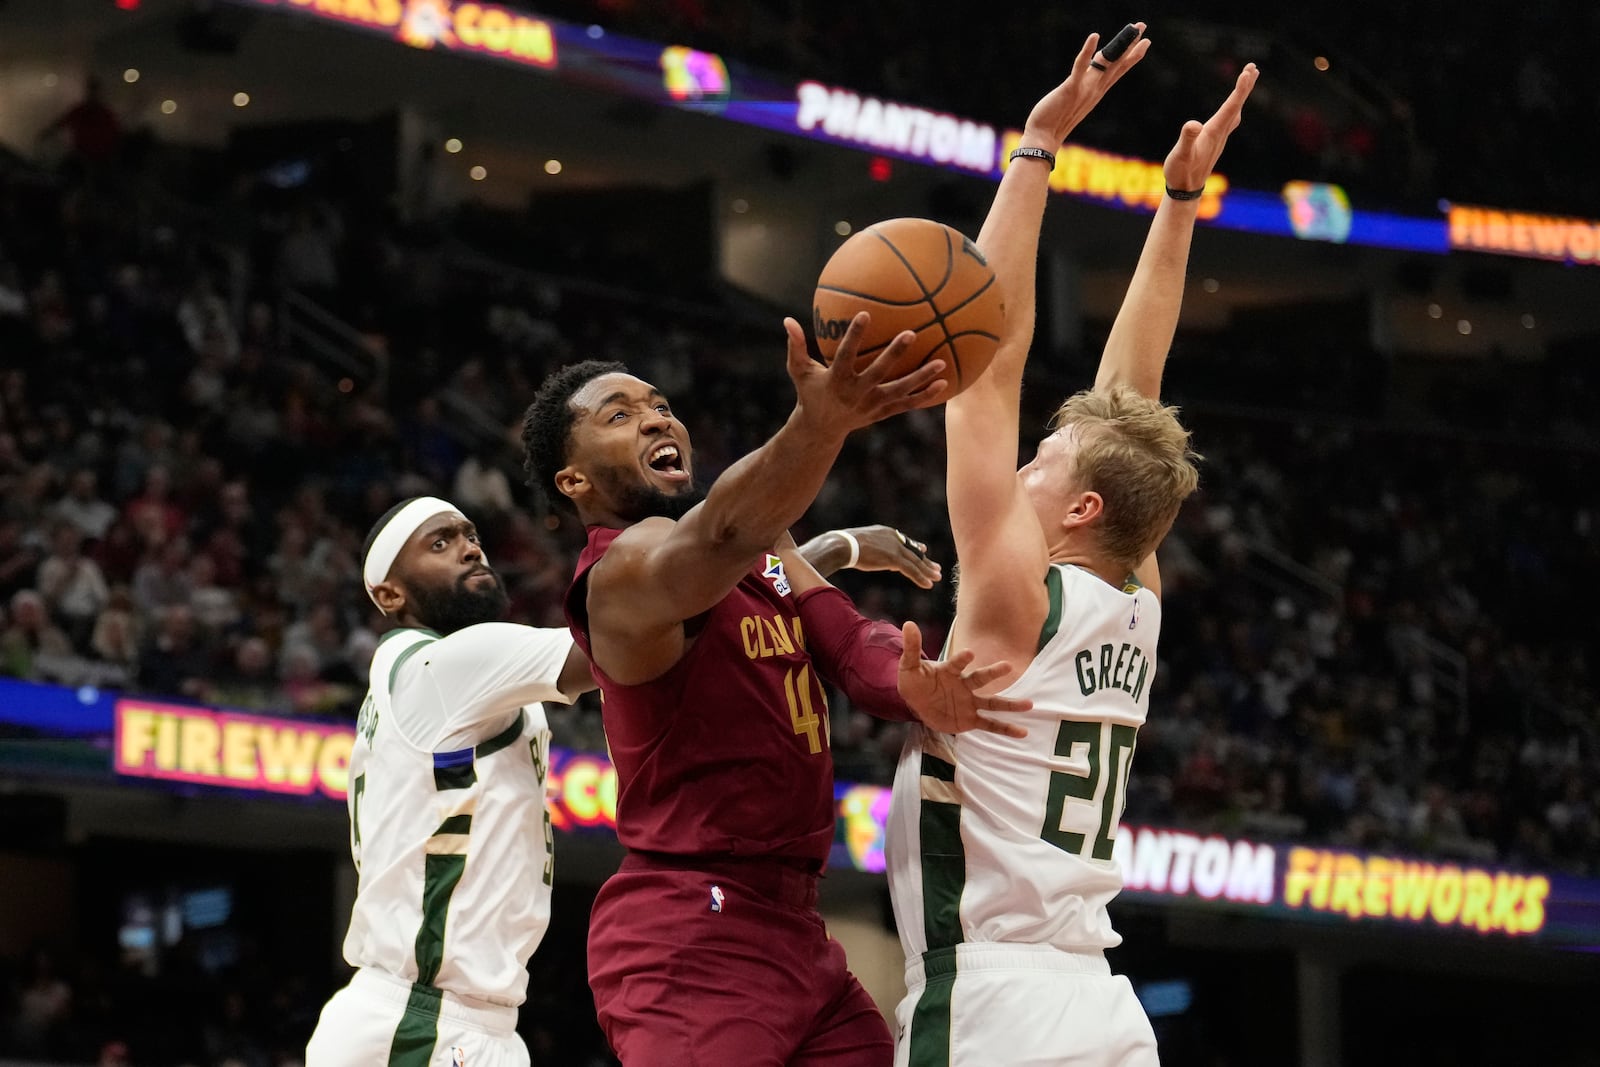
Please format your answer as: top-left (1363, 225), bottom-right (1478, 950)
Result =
top-left (812, 217), bottom-right (1004, 400)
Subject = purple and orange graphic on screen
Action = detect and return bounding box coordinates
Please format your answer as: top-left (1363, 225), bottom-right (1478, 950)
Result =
top-left (661, 46), bottom-right (730, 110)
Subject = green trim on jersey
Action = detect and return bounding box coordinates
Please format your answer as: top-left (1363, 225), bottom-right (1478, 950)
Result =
top-left (913, 743), bottom-right (965, 1066)
top-left (415, 853), bottom-right (467, 985)
top-left (387, 636), bottom-right (437, 694)
top-left (1037, 566), bottom-right (1065, 654)
top-left (377, 626), bottom-right (441, 648)
top-left (906, 947), bottom-right (958, 1067)
top-left (434, 814), bottom-right (472, 836)
top-left (387, 983), bottom-right (444, 1067)
top-left (918, 757), bottom-right (965, 951)
top-left (476, 709), bottom-right (527, 758)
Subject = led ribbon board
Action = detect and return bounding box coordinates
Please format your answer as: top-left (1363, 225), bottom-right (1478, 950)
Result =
top-left (5, 677), bottom-right (1597, 941)
top-left (229, 0), bottom-right (1600, 262)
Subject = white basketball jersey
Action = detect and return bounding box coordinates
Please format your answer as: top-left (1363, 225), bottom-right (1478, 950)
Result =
top-left (888, 563), bottom-right (1160, 959)
top-left (342, 625), bottom-right (570, 1007)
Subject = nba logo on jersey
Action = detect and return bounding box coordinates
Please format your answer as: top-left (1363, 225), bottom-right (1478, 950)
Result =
top-left (710, 885), bottom-right (726, 913)
top-left (450, 1047), bottom-right (467, 1066)
top-left (762, 555), bottom-right (791, 597)
top-left (1129, 599), bottom-right (1140, 630)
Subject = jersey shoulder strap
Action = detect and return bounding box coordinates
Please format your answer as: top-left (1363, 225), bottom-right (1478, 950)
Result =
top-left (368, 627), bottom-right (441, 697)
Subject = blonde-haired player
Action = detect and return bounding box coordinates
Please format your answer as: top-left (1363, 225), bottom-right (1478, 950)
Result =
top-left (886, 26), bottom-right (1259, 1066)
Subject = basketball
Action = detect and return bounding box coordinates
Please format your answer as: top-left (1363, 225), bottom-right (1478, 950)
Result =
top-left (812, 218), bottom-right (1005, 399)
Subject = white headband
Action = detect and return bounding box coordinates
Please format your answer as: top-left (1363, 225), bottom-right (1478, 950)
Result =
top-left (363, 496), bottom-right (467, 608)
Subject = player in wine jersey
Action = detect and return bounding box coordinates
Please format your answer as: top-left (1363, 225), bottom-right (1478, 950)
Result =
top-left (307, 498), bottom-right (943, 1066)
top-left (886, 32), bottom-right (1259, 1067)
top-left (305, 496), bottom-right (593, 1067)
top-left (521, 324), bottom-right (1030, 1065)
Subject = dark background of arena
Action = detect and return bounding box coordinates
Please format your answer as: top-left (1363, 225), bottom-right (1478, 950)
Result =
top-left (0, 0), bottom-right (1596, 1064)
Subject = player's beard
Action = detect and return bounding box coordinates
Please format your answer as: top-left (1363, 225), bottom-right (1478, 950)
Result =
top-left (603, 465), bottom-right (705, 524)
top-left (410, 567), bottom-right (510, 635)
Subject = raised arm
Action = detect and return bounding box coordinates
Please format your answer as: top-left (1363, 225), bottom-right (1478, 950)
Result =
top-left (799, 524), bottom-right (941, 588)
top-left (1094, 65), bottom-right (1257, 597)
top-left (944, 27), bottom-right (1149, 666)
top-left (390, 623), bottom-right (584, 750)
top-left (976, 26), bottom-right (1151, 398)
top-left (1094, 64), bottom-right (1258, 397)
top-left (587, 316), bottom-right (943, 681)
top-left (775, 536), bottom-right (1029, 735)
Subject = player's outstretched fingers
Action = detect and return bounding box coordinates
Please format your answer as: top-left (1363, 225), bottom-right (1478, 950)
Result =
top-left (1220, 63), bottom-right (1259, 126)
top-left (783, 316), bottom-right (813, 379)
top-left (960, 660), bottom-right (1020, 693)
top-left (825, 310), bottom-right (876, 369)
top-left (899, 621), bottom-right (926, 670)
top-left (976, 715), bottom-right (1031, 739)
top-left (1092, 22), bottom-right (1150, 90)
top-left (875, 354), bottom-right (949, 416)
top-left (850, 328), bottom-right (916, 384)
top-left (899, 371), bottom-right (951, 412)
top-left (851, 527), bottom-right (941, 586)
top-left (900, 541), bottom-right (941, 588)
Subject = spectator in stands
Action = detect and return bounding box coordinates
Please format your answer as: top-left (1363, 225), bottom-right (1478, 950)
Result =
top-left (132, 537), bottom-right (194, 612)
top-left (90, 585), bottom-right (141, 673)
top-left (54, 469), bottom-right (119, 542)
top-left (207, 635), bottom-right (282, 711)
top-left (187, 553), bottom-right (241, 632)
top-left (37, 76), bottom-right (122, 170)
top-left (0, 518), bottom-right (42, 602)
top-left (2, 589), bottom-right (70, 681)
top-left (176, 272), bottom-right (240, 362)
top-left (136, 603), bottom-right (210, 700)
top-left (0, 91), bottom-right (1594, 880)
top-left (452, 441), bottom-right (516, 519)
top-left (123, 465), bottom-right (187, 548)
top-left (36, 521), bottom-right (109, 647)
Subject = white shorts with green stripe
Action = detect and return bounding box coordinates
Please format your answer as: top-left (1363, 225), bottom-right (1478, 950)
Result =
top-left (893, 943), bottom-right (1159, 1067)
top-left (307, 968), bottom-right (529, 1067)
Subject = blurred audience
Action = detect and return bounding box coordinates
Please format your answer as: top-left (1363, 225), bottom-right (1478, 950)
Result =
top-left (551, 0), bottom-right (1592, 214)
top-left (0, 53), bottom-right (1594, 889)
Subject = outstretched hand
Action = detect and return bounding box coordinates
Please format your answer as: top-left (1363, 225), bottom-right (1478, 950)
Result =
top-left (842, 525), bottom-right (942, 588)
top-left (1020, 23), bottom-right (1152, 150)
top-left (1164, 63), bottom-right (1259, 193)
top-left (897, 622), bottom-right (1031, 738)
top-left (784, 314), bottom-right (948, 436)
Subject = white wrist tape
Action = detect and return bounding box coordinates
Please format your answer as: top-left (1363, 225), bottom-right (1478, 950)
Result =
top-left (838, 529), bottom-right (861, 570)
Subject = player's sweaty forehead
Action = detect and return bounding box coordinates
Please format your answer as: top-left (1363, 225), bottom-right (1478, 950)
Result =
top-left (570, 373), bottom-right (667, 421)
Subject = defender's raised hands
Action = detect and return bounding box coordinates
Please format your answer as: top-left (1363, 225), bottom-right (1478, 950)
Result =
top-left (897, 622), bottom-right (1032, 738)
top-left (1164, 63), bottom-right (1260, 194)
top-left (1019, 23), bottom-right (1152, 150)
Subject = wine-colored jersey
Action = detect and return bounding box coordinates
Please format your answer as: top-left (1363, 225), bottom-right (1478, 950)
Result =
top-left (565, 525), bottom-right (835, 867)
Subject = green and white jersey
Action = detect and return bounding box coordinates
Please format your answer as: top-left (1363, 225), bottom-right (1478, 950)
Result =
top-left (344, 622), bottom-right (574, 1008)
top-left (887, 563), bottom-right (1160, 959)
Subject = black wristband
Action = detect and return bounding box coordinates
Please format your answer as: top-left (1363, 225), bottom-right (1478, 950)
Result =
top-left (1165, 184), bottom-right (1206, 201)
top-left (1009, 146), bottom-right (1056, 167)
